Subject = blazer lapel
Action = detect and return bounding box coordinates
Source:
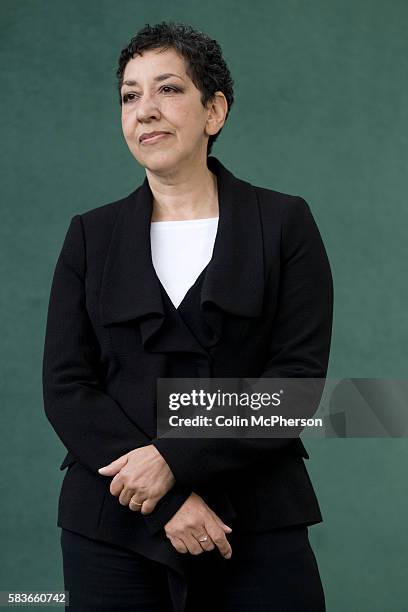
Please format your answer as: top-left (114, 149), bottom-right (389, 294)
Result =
top-left (99, 156), bottom-right (265, 353)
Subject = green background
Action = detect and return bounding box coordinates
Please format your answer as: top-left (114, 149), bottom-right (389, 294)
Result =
top-left (1, 0), bottom-right (407, 609)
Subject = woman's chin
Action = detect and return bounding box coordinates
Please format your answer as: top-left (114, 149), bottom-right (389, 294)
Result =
top-left (140, 151), bottom-right (184, 174)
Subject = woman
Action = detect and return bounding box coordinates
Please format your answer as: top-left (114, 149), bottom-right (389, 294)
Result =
top-left (43, 21), bottom-right (333, 612)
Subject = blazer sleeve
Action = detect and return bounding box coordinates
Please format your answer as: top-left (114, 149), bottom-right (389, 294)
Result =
top-left (42, 214), bottom-right (190, 534)
top-left (152, 197), bottom-right (334, 488)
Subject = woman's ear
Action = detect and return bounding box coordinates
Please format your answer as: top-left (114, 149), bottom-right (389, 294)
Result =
top-left (205, 91), bottom-right (228, 136)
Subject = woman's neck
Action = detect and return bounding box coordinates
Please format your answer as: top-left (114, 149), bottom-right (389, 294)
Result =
top-left (148, 164), bottom-right (219, 222)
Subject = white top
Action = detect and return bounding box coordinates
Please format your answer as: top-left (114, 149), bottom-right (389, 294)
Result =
top-left (150, 217), bottom-right (219, 308)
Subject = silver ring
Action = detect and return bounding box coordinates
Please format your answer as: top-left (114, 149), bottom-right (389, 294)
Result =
top-left (198, 535), bottom-right (208, 542)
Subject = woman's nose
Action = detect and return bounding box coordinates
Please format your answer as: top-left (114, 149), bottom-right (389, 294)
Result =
top-left (135, 94), bottom-right (161, 122)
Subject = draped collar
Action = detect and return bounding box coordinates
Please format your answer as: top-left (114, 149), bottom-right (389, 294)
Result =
top-left (99, 156), bottom-right (265, 352)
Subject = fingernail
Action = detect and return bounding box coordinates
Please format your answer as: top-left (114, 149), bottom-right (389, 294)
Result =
top-left (225, 552), bottom-right (232, 559)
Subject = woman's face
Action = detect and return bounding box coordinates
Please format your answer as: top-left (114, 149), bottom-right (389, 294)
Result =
top-left (120, 47), bottom-right (219, 174)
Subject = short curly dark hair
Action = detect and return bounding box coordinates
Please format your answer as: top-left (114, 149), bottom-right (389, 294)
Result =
top-left (116, 21), bottom-right (234, 156)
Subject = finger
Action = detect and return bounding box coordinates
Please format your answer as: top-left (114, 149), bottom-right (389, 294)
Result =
top-left (109, 476), bottom-right (124, 497)
top-left (110, 469), bottom-right (130, 495)
top-left (168, 536), bottom-right (188, 554)
top-left (205, 522), bottom-right (232, 559)
top-left (182, 533), bottom-right (204, 556)
top-left (192, 530), bottom-right (215, 552)
top-left (119, 487), bottom-right (135, 506)
top-left (98, 455), bottom-right (128, 476)
top-left (222, 523), bottom-right (233, 533)
top-left (128, 497), bottom-right (144, 512)
top-left (140, 497), bottom-right (159, 515)
top-left (209, 511), bottom-right (233, 534)
top-left (190, 525), bottom-right (215, 551)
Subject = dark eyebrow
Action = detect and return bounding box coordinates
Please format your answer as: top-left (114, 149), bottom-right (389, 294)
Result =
top-left (121, 73), bottom-right (184, 89)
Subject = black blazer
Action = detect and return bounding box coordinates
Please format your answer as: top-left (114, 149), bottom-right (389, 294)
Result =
top-left (42, 155), bottom-right (333, 602)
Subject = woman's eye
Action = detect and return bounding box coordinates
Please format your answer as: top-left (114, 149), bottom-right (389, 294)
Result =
top-left (160, 85), bottom-right (179, 94)
top-left (122, 93), bottom-right (137, 103)
top-left (122, 86), bottom-right (180, 103)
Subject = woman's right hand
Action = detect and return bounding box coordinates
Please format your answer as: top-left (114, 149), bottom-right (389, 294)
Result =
top-left (164, 492), bottom-right (233, 559)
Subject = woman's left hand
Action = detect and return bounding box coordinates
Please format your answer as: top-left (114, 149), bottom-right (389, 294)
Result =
top-left (97, 445), bottom-right (176, 514)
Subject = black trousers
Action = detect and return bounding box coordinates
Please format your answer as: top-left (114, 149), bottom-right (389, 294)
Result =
top-left (60, 525), bottom-right (325, 611)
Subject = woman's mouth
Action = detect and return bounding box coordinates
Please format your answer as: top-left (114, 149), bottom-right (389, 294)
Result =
top-left (140, 133), bottom-right (171, 145)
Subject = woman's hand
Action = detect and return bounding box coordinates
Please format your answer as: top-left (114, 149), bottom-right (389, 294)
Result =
top-left (98, 445), bottom-right (176, 514)
top-left (164, 492), bottom-right (233, 559)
